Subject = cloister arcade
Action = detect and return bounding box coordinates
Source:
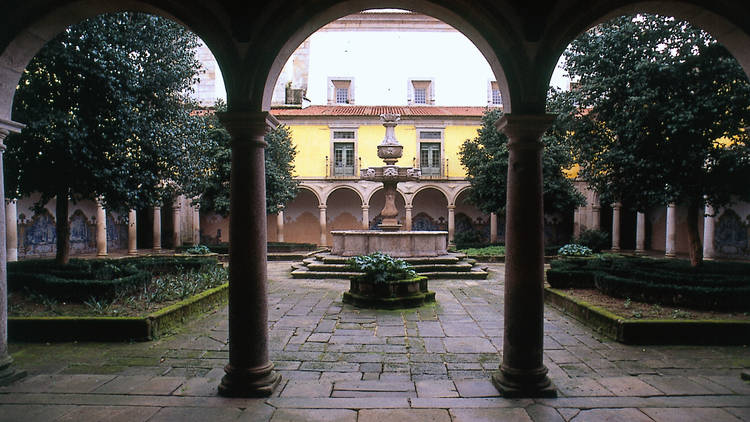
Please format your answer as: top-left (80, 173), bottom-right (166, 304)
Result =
top-left (1, 0), bottom-right (749, 398)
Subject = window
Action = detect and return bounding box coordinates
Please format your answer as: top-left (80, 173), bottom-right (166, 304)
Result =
top-left (408, 79), bottom-right (434, 105)
top-left (328, 78), bottom-right (354, 105)
top-left (418, 129), bottom-right (443, 177)
top-left (333, 143), bottom-right (355, 176)
top-left (420, 143), bottom-right (441, 177)
top-left (330, 129), bottom-right (357, 177)
top-left (488, 81), bottom-right (502, 106)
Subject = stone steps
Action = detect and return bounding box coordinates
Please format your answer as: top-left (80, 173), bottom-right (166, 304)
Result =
top-left (290, 252), bottom-right (488, 279)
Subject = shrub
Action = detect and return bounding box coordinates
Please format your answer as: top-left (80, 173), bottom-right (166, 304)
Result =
top-left (460, 245), bottom-right (506, 256)
top-left (454, 229), bottom-right (483, 249)
top-left (558, 244), bottom-right (593, 257)
top-left (185, 244), bottom-right (211, 255)
top-left (346, 252), bottom-right (417, 283)
top-left (573, 229), bottom-right (610, 253)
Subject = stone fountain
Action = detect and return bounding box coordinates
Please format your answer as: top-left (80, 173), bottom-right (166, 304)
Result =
top-left (292, 114), bottom-right (488, 279)
top-left (330, 113), bottom-right (448, 258)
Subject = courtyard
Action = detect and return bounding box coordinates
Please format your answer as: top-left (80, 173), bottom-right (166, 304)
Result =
top-left (0, 261), bottom-right (748, 421)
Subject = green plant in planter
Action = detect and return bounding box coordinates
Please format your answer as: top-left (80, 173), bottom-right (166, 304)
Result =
top-left (185, 244), bottom-right (211, 255)
top-left (558, 243), bottom-right (593, 257)
top-left (346, 252), bottom-right (418, 283)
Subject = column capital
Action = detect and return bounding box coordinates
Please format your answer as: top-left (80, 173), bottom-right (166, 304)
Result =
top-left (0, 118), bottom-right (24, 142)
top-left (495, 113), bottom-right (556, 150)
top-left (318, 204), bottom-right (327, 210)
top-left (218, 111), bottom-right (271, 147)
top-left (404, 205), bottom-right (413, 210)
top-left (447, 205), bottom-right (456, 210)
top-left (361, 204), bottom-right (369, 210)
top-left (611, 202), bottom-right (622, 209)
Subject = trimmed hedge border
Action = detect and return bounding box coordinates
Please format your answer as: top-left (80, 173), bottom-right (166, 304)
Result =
top-left (545, 287), bottom-right (750, 345)
top-left (9, 283), bottom-right (228, 342)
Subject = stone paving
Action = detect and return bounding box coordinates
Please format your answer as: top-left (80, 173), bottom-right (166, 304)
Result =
top-left (1, 262), bottom-right (749, 421)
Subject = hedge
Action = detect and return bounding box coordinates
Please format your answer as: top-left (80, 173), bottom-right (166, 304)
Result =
top-left (9, 255), bottom-right (219, 301)
top-left (545, 256), bottom-right (750, 311)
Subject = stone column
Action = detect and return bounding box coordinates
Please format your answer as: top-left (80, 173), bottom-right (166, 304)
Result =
top-left (447, 205), bottom-right (455, 244)
top-left (611, 202), bottom-right (622, 251)
top-left (217, 111), bottom-right (280, 397)
top-left (127, 209), bottom-right (137, 255)
top-left (490, 212), bottom-right (498, 243)
top-left (635, 212), bottom-right (646, 254)
top-left (491, 114), bottom-right (556, 397)
top-left (0, 122), bottom-right (27, 386)
top-left (665, 203), bottom-right (677, 257)
top-left (193, 202), bottom-right (200, 245)
top-left (703, 204), bottom-right (716, 260)
top-left (172, 198), bottom-right (182, 249)
top-left (572, 208), bottom-right (581, 238)
top-left (361, 205), bottom-right (369, 230)
top-left (404, 205), bottom-right (413, 231)
top-left (96, 199), bottom-right (107, 257)
top-left (276, 208), bottom-right (285, 243)
top-left (153, 206), bottom-right (162, 252)
top-left (318, 205), bottom-right (327, 246)
top-left (5, 200), bottom-right (17, 262)
top-left (591, 201), bottom-right (601, 230)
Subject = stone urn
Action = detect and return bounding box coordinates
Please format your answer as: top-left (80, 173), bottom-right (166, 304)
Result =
top-left (342, 276), bottom-right (435, 309)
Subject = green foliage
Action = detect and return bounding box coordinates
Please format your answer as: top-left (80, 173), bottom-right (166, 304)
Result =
top-left (453, 228), bottom-right (483, 249)
top-left (140, 266), bottom-right (227, 303)
top-left (346, 252), bottom-right (418, 283)
top-left (459, 108), bottom-right (585, 216)
top-left (572, 229), bottom-right (611, 253)
top-left (558, 244), bottom-right (593, 257)
top-left (459, 245), bottom-right (506, 256)
top-left (6, 12), bottom-right (203, 211)
top-left (185, 244), bottom-right (211, 255)
top-left (556, 14), bottom-right (750, 229)
top-left (180, 100), bottom-right (299, 215)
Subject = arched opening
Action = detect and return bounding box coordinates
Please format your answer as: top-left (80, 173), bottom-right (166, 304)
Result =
top-left (411, 187), bottom-right (448, 231)
top-left (369, 188), bottom-right (406, 229)
top-left (281, 187), bottom-right (322, 245)
top-left (454, 188), bottom-right (490, 244)
top-left (325, 186), bottom-right (363, 245)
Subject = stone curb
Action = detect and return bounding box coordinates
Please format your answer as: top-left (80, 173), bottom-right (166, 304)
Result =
top-left (544, 288), bottom-right (750, 345)
top-left (8, 283), bottom-right (228, 342)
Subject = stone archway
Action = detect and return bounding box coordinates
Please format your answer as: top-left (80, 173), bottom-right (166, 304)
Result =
top-left (325, 186), bottom-right (364, 245)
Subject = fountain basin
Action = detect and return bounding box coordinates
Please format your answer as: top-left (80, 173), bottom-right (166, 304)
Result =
top-left (331, 230), bottom-right (448, 257)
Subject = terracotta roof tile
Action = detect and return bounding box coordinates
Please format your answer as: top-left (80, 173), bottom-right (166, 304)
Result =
top-left (271, 105), bottom-right (491, 117)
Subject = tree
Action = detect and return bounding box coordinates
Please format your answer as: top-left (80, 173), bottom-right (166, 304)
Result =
top-left (459, 107), bottom-right (585, 222)
top-left (180, 101), bottom-right (299, 217)
top-left (559, 14), bottom-right (750, 266)
top-left (6, 12), bottom-right (203, 264)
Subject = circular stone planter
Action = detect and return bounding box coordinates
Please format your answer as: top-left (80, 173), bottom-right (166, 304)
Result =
top-left (342, 276), bottom-right (435, 309)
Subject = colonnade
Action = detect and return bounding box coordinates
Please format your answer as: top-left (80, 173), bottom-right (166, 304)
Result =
top-left (602, 202), bottom-right (717, 259)
top-left (3, 197), bottom-right (201, 260)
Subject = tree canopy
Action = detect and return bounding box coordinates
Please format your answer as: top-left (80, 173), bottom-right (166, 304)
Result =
top-left (557, 14), bottom-right (750, 265)
top-left (6, 12), bottom-right (203, 263)
top-left (179, 101), bottom-right (299, 217)
top-left (459, 107), bottom-right (585, 218)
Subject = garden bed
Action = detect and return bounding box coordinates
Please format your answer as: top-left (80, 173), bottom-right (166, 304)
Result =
top-left (7, 256), bottom-right (228, 341)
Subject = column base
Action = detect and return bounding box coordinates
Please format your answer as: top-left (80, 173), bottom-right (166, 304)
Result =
top-left (128, 250), bottom-right (138, 256)
top-left (492, 366), bottom-right (557, 398)
top-left (0, 355), bottom-right (26, 387)
top-left (665, 253), bottom-right (676, 258)
top-left (218, 362), bottom-right (281, 397)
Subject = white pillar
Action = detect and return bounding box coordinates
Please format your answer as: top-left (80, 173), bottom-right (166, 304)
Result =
top-left (5, 200), bottom-right (17, 262)
top-left (405, 205), bottom-right (413, 231)
top-left (172, 198), bottom-right (182, 249)
top-left (192, 203), bottom-right (200, 245)
top-left (611, 202), bottom-right (621, 251)
top-left (635, 212), bottom-right (646, 254)
top-left (573, 208), bottom-right (582, 238)
top-left (703, 204), bottom-right (716, 260)
top-left (319, 205), bottom-right (327, 246)
top-left (447, 205), bottom-right (455, 244)
top-left (96, 200), bottom-right (107, 257)
top-left (127, 209), bottom-right (137, 255)
top-left (153, 206), bottom-right (162, 252)
top-left (361, 205), bottom-right (369, 230)
top-left (276, 208), bottom-right (285, 242)
top-left (665, 203), bottom-right (677, 257)
top-left (490, 212), bottom-right (498, 243)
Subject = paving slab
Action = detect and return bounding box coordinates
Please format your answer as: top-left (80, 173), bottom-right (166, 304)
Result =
top-left (450, 408), bottom-right (533, 422)
top-left (269, 409), bottom-right (356, 422)
top-left (52, 405), bottom-right (160, 422)
top-left (148, 406), bottom-right (244, 422)
top-left (640, 407), bottom-right (744, 422)
top-left (570, 408), bottom-right (653, 422)
top-left (358, 409), bottom-right (451, 422)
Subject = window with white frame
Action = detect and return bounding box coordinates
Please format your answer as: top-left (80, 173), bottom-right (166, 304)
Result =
top-left (488, 81), bottom-right (502, 106)
top-left (331, 129), bottom-right (357, 176)
top-left (418, 130), bottom-right (443, 177)
top-left (328, 78), bottom-right (354, 105)
top-left (408, 79), bottom-right (434, 105)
